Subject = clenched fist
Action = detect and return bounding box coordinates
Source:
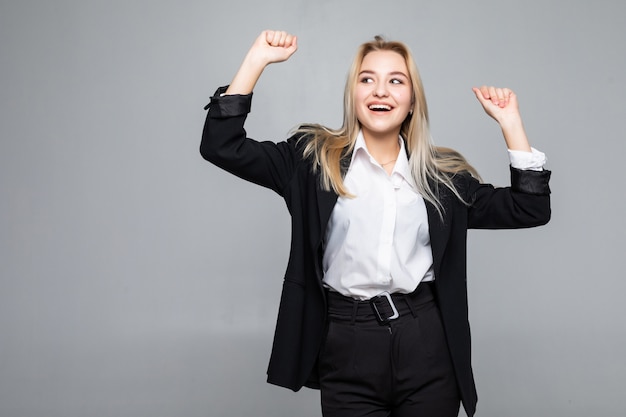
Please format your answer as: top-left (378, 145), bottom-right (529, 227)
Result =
top-left (248, 30), bottom-right (298, 66)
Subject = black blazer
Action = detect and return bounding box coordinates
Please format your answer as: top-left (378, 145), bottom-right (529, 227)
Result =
top-left (201, 87), bottom-right (551, 417)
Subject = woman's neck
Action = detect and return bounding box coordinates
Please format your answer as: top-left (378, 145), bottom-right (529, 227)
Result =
top-left (362, 131), bottom-right (401, 174)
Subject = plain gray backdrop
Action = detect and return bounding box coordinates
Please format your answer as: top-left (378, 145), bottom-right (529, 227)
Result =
top-left (1, 0), bottom-right (625, 416)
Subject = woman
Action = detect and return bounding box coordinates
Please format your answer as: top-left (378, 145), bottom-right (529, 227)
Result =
top-left (201, 30), bottom-right (550, 417)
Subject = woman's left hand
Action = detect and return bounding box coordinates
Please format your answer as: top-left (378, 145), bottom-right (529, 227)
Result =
top-left (472, 86), bottom-right (531, 151)
top-left (472, 86), bottom-right (521, 125)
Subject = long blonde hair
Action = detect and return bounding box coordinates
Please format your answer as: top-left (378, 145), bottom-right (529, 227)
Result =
top-left (298, 36), bottom-right (479, 216)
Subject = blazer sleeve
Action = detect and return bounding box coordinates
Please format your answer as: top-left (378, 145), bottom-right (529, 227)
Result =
top-left (465, 167), bottom-right (552, 229)
top-left (200, 86), bottom-right (302, 196)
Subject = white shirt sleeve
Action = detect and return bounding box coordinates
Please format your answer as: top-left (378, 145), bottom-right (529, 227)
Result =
top-left (507, 147), bottom-right (547, 171)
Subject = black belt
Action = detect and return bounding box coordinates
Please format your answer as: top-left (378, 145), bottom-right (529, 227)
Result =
top-left (326, 281), bottom-right (436, 325)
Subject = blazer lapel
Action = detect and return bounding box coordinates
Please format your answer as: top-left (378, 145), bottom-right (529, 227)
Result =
top-left (314, 184), bottom-right (338, 288)
top-left (317, 186), bottom-right (338, 239)
top-left (426, 195), bottom-right (452, 281)
top-left (317, 152), bottom-right (350, 238)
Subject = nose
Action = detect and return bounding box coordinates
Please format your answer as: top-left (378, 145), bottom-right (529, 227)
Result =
top-left (373, 82), bottom-right (389, 98)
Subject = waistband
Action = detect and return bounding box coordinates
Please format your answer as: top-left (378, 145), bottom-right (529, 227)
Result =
top-left (326, 282), bottom-right (436, 325)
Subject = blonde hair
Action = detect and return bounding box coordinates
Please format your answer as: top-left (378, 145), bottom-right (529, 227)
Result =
top-left (298, 36), bottom-right (479, 216)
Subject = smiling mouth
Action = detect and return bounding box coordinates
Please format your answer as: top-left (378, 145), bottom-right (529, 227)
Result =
top-left (368, 104), bottom-right (392, 112)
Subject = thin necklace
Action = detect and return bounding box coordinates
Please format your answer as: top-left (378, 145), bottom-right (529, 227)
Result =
top-left (380, 159), bottom-right (397, 166)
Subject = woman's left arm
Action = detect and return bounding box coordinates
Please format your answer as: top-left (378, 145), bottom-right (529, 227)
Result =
top-left (465, 173), bottom-right (551, 229)
top-left (467, 86), bottom-right (551, 229)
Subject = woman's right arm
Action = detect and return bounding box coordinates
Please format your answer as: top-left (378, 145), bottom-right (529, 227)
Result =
top-left (200, 31), bottom-right (301, 195)
top-left (226, 30), bottom-right (297, 95)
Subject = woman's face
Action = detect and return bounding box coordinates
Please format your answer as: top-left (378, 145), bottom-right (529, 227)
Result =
top-left (354, 50), bottom-right (413, 139)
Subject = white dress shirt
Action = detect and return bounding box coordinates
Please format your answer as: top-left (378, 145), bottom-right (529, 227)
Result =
top-left (322, 131), bottom-right (546, 300)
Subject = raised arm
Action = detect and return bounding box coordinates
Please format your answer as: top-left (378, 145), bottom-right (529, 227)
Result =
top-left (467, 86), bottom-right (551, 229)
top-left (225, 30), bottom-right (298, 95)
top-left (472, 86), bottom-right (532, 152)
top-left (200, 30), bottom-right (301, 195)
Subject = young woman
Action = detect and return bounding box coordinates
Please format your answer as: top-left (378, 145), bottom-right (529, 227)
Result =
top-left (201, 30), bottom-right (551, 417)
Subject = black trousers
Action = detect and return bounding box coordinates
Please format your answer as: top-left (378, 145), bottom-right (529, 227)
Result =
top-left (319, 283), bottom-right (460, 417)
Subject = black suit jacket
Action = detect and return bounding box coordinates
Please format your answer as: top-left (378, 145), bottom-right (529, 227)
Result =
top-left (201, 87), bottom-right (551, 417)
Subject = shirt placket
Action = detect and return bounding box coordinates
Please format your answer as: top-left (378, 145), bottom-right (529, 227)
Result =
top-left (376, 175), bottom-right (397, 285)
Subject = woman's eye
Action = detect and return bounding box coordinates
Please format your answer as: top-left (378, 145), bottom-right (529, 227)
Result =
top-left (360, 77), bottom-right (373, 83)
top-left (390, 78), bottom-right (403, 84)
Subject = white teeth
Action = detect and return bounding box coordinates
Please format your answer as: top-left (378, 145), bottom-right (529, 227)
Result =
top-left (369, 104), bottom-right (391, 111)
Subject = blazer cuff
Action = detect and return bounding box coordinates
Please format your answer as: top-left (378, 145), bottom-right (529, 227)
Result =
top-left (510, 166), bottom-right (551, 195)
top-left (203, 85), bottom-right (253, 117)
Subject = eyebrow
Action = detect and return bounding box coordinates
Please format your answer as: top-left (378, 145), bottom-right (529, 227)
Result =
top-left (358, 70), bottom-right (409, 78)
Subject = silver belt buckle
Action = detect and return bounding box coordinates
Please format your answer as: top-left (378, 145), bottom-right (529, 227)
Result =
top-left (370, 291), bottom-right (400, 324)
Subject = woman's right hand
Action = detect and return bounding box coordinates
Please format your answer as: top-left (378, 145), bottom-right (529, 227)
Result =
top-left (248, 30), bottom-right (298, 66)
top-left (225, 30), bottom-right (298, 95)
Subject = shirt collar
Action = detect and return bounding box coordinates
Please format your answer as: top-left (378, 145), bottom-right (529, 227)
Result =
top-left (350, 130), bottom-right (415, 188)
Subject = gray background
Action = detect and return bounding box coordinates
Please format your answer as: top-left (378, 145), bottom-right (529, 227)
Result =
top-left (1, 0), bottom-right (624, 416)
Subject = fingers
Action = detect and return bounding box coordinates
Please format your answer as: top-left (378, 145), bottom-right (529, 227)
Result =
top-left (264, 30), bottom-right (296, 49)
top-left (473, 85), bottom-right (521, 124)
top-left (472, 87), bottom-right (488, 106)
top-left (474, 85), bottom-right (515, 108)
top-left (250, 30), bottom-right (297, 65)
